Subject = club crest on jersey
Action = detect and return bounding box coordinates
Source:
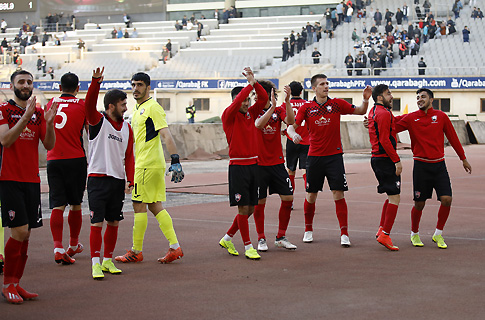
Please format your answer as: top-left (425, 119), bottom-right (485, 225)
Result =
top-left (8, 210), bottom-right (15, 221)
top-left (246, 112), bottom-right (251, 119)
top-left (140, 108), bottom-right (145, 115)
top-left (272, 113), bottom-right (278, 120)
top-left (31, 113), bottom-right (37, 121)
top-left (415, 191), bottom-right (421, 198)
top-left (235, 193), bottom-right (241, 202)
top-left (431, 115), bottom-right (438, 123)
top-left (326, 105), bottom-right (332, 112)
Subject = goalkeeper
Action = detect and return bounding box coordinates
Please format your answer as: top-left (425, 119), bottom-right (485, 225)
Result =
top-left (115, 72), bottom-right (185, 264)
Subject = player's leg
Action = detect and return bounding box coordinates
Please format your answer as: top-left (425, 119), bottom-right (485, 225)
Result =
top-left (410, 201), bottom-right (426, 246)
top-left (411, 160), bottom-right (434, 247)
top-left (148, 201), bottom-right (184, 263)
top-left (115, 168), bottom-right (147, 262)
top-left (303, 156), bottom-right (324, 243)
top-left (254, 166), bottom-right (269, 251)
top-left (286, 139), bottom-right (298, 192)
top-left (432, 162), bottom-right (453, 249)
top-left (238, 205), bottom-right (260, 260)
top-left (65, 157), bottom-right (87, 257)
top-left (3, 225), bottom-right (29, 304)
top-left (101, 178), bottom-right (124, 273)
top-left (90, 221), bottom-right (104, 280)
top-left (47, 160), bottom-right (69, 258)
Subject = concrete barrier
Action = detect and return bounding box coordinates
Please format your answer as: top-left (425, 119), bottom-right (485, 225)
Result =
top-left (466, 121), bottom-right (485, 143)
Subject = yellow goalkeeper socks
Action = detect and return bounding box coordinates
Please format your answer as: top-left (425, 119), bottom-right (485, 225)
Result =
top-left (155, 209), bottom-right (178, 246)
top-left (132, 212), bottom-right (148, 252)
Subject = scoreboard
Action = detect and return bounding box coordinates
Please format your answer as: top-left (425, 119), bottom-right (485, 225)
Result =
top-left (0, 1), bottom-right (37, 12)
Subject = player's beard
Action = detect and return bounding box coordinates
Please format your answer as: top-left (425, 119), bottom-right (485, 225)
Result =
top-left (14, 87), bottom-right (33, 101)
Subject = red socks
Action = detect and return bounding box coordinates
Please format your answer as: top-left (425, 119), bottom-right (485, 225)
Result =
top-left (237, 214), bottom-right (251, 246)
top-left (277, 200), bottom-right (293, 238)
top-left (253, 203), bottom-right (266, 240)
top-left (50, 208), bottom-right (64, 249)
top-left (3, 237), bottom-right (22, 285)
top-left (411, 207), bottom-right (423, 233)
top-left (383, 203), bottom-right (399, 234)
top-left (436, 205), bottom-right (451, 230)
top-left (103, 225), bottom-right (118, 259)
top-left (90, 226), bottom-right (102, 258)
top-left (227, 216), bottom-right (239, 237)
top-left (15, 240), bottom-right (29, 282)
top-left (68, 209), bottom-right (82, 247)
top-left (304, 199), bottom-right (315, 232)
top-left (380, 199), bottom-right (389, 228)
top-left (335, 198), bottom-right (349, 236)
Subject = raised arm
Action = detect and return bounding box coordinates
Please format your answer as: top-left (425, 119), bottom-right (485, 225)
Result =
top-left (85, 67), bottom-right (104, 125)
top-left (282, 85), bottom-right (295, 125)
top-left (255, 88), bottom-right (276, 129)
top-left (42, 100), bottom-right (58, 150)
top-left (0, 97), bottom-right (37, 148)
top-left (353, 85), bottom-right (372, 115)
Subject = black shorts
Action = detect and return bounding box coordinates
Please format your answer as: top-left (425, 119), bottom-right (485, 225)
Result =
top-left (413, 160), bottom-right (452, 201)
top-left (371, 157), bottom-right (401, 196)
top-left (0, 181), bottom-right (42, 229)
top-left (228, 164), bottom-right (259, 207)
top-left (258, 164), bottom-right (293, 199)
top-left (286, 139), bottom-right (309, 171)
top-left (306, 154), bottom-right (348, 193)
top-left (47, 157), bottom-right (87, 209)
top-left (87, 176), bottom-right (125, 223)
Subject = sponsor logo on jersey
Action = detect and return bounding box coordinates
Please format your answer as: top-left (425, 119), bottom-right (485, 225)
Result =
top-left (262, 124), bottom-right (277, 135)
top-left (8, 210), bottom-right (15, 221)
top-left (108, 133), bottom-right (123, 142)
top-left (20, 126), bottom-right (35, 139)
top-left (315, 116), bottom-right (330, 126)
top-left (235, 193), bottom-right (241, 202)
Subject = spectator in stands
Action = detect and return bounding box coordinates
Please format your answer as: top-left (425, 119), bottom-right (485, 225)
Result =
top-left (19, 36), bottom-right (27, 54)
top-left (399, 41), bottom-right (407, 59)
top-left (312, 47), bottom-right (321, 64)
top-left (314, 22), bottom-right (321, 42)
top-left (345, 53), bottom-right (354, 76)
top-left (77, 38), bottom-right (85, 50)
top-left (423, 0), bottom-right (431, 14)
top-left (41, 56), bottom-right (47, 75)
top-left (124, 29), bottom-right (130, 38)
top-left (352, 28), bottom-right (360, 42)
top-left (54, 35), bottom-right (61, 46)
top-left (462, 26), bottom-right (470, 42)
top-left (477, 8), bottom-right (484, 19)
top-left (410, 38), bottom-right (418, 55)
top-left (96, 24), bottom-right (101, 29)
top-left (357, 49), bottom-right (367, 69)
top-left (346, 5), bottom-right (354, 23)
top-left (336, 2), bottom-right (344, 24)
top-left (301, 27), bottom-right (307, 49)
top-left (47, 67), bottom-right (54, 79)
top-left (452, 0), bottom-right (463, 19)
top-left (12, 49), bottom-right (19, 64)
top-left (402, 4), bottom-right (409, 23)
top-left (190, 14), bottom-right (196, 24)
top-left (385, 21), bottom-right (393, 34)
top-left (1, 19), bottom-right (6, 33)
top-left (214, 9), bottom-right (220, 22)
top-left (117, 27), bottom-right (123, 38)
top-left (306, 22), bottom-right (314, 45)
top-left (186, 100), bottom-right (196, 123)
top-left (42, 31), bottom-right (49, 46)
top-left (374, 9), bottom-right (383, 26)
top-left (418, 57), bottom-right (426, 75)
top-left (175, 20), bottom-right (182, 31)
top-left (132, 28), bottom-right (138, 38)
top-left (161, 46), bottom-right (169, 64)
top-left (423, 24), bottom-right (429, 43)
top-left (373, 52), bottom-right (382, 75)
top-left (447, 19), bottom-right (456, 35)
top-left (385, 9), bottom-right (394, 24)
top-left (331, 8), bottom-right (338, 29)
top-left (230, 6), bottom-right (238, 18)
top-left (123, 13), bottom-right (131, 28)
top-left (325, 8), bottom-right (332, 31)
top-left (296, 33), bottom-right (304, 53)
top-left (395, 8), bottom-right (403, 25)
top-left (196, 20), bottom-right (203, 40)
top-left (387, 48), bottom-right (394, 68)
top-left (354, 58), bottom-right (364, 75)
top-left (1, 37), bottom-right (7, 49)
top-left (282, 37), bottom-right (290, 61)
top-left (166, 39), bottom-right (172, 58)
top-left (111, 27), bottom-right (117, 39)
top-left (222, 10), bottom-right (229, 24)
top-left (37, 55), bottom-right (43, 72)
top-left (289, 30), bottom-right (295, 57)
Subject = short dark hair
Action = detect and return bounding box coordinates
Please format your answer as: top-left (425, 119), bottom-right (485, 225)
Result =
top-left (104, 89), bottom-right (127, 110)
top-left (416, 88), bottom-right (434, 99)
top-left (310, 74), bottom-right (327, 87)
top-left (131, 72), bottom-right (150, 87)
top-left (60, 72), bottom-right (79, 93)
top-left (372, 84), bottom-right (389, 102)
top-left (289, 81), bottom-right (303, 96)
top-left (11, 69), bottom-right (33, 83)
top-left (231, 86), bottom-right (244, 100)
top-left (257, 80), bottom-right (276, 98)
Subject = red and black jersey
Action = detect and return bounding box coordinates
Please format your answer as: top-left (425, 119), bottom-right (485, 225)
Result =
top-left (368, 103), bottom-right (400, 163)
top-left (256, 105), bottom-right (286, 166)
top-left (285, 97), bottom-right (310, 145)
top-left (46, 94), bottom-right (86, 161)
top-left (295, 97), bottom-right (355, 156)
top-left (222, 83), bottom-right (268, 165)
top-left (0, 100), bottom-right (46, 183)
top-left (395, 108), bottom-right (466, 163)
